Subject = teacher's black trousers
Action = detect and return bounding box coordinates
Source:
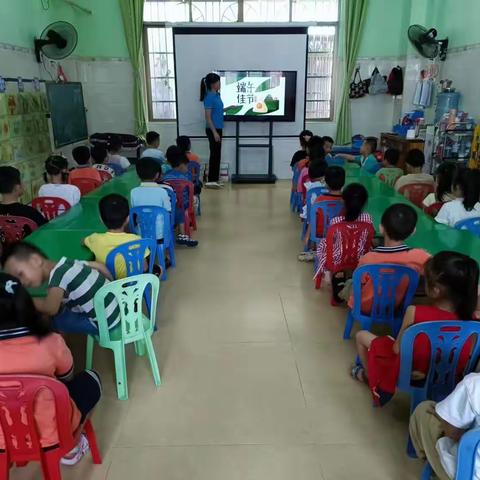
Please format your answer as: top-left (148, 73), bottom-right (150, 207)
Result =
top-left (206, 128), bottom-right (223, 182)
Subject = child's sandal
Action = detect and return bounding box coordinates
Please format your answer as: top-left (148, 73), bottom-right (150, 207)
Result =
top-left (351, 365), bottom-right (367, 384)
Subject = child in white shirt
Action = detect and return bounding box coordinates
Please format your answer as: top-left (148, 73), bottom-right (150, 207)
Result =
top-left (141, 131), bottom-right (165, 166)
top-left (107, 135), bottom-right (130, 171)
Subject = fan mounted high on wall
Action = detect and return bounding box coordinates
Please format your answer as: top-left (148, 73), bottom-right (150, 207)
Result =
top-left (34, 21), bottom-right (78, 63)
top-left (408, 25), bottom-right (448, 61)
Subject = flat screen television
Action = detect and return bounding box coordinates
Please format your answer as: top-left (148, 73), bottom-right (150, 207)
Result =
top-left (217, 70), bottom-right (297, 122)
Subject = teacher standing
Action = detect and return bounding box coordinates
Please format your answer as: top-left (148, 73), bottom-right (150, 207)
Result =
top-left (200, 73), bottom-right (224, 188)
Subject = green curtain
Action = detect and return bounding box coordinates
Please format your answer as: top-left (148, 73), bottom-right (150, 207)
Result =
top-left (118, 0), bottom-right (148, 137)
top-left (335, 0), bottom-right (369, 145)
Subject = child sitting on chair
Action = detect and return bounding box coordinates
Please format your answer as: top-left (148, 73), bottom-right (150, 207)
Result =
top-left (353, 251), bottom-right (478, 407)
top-left (290, 130), bottom-right (312, 168)
top-left (336, 137), bottom-right (379, 174)
top-left (2, 242), bottom-right (118, 335)
top-left (322, 136), bottom-right (334, 163)
top-left (394, 149), bottom-right (434, 192)
top-left (39, 155), bottom-right (81, 207)
top-left (83, 194), bottom-right (149, 279)
top-left (70, 146), bottom-right (103, 184)
top-left (107, 135), bottom-right (130, 172)
top-left (375, 148), bottom-right (403, 187)
top-left (0, 272), bottom-right (102, 465)
top-left (422, 161), bottom-right (457, 209)
top-left (90, 145), bottom-right (117, 179)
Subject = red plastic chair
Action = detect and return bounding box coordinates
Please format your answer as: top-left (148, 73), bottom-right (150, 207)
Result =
top-left (0, 216), bottom-right (38, 245)
top-left (97, 170), bottom-right (113, 183)
top-left (0, 375), bottom-right (101, 479)
top-left (32, 197), bottom-right (72, 221)
top-left (69, 177), bottom-right (101, 196)
top-left (317, 221), bottom-right (375, 304)
top-left (398, 183), bottom-right (435, 208)
top-left (165, 179), bottom-right (196, 235)
top-left (423, 201), bottom-right (443, 217)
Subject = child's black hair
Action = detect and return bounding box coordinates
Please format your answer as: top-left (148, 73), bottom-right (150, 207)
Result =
top-left (434, 162), bottom-right (457, 203)
top-left (146, 131), bottom-right (160, 145)
top-left (384, 148), bottom-right (400, 166)
top-left (453, 168), bottom-right (480, 211)
top-left (99, 194), bottom-right (129, 230)
top-left (199, 73), bottom-right (220, 101)
top-left (342, 183), bottom-right (368, 221)
top-left (0, 166), bottom-right (21, 194)
top-left (166, 145), bottom-right (185, 169)
top-left (108, 135), bottom-right (123, 153)
top-left (135, 157), bottom-right (161, 181)
top-left (176, 135), bottom-right (191, 153)
top-left (44, 155), bottom-right (68, 182)
top-left (72, 145), bottom-right (91, 165)
top-left (364, 137), bottom-right (378, 153)
top-left (299, 129), bottom-right (313, 148)
top-left (322, 136), bottom-right (334, 145)
top-left (308, 160), bottom-right (327, 180)
top-left (325, 166), bottom-right (346, 191)
top-left (405, 149), bottom-right (425, 168)
top-left (1, 242), bottom-right (46, 268)
top-left (91, 145), bottom-right (108, 164)
top-left (381, 203), bottom-right (417, 241)
top-left (425, 251), bottom-right (479, 320)
top-left (0, 272), bottom-right (51, 338)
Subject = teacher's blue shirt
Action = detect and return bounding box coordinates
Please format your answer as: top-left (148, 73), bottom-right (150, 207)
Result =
top-left (204, 91), bottom-right (224, 129)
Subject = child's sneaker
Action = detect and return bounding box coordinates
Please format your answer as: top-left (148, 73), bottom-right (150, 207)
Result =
top-left (297, 251), bottom-right (315, 262)
top-left (61, 434), bottom-right (89, 466)
top-left (176, 234), bottom-right (198, 247)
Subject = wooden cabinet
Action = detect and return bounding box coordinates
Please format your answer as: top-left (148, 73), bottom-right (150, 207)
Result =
top-left (380, 133), bottom-right (425, 171)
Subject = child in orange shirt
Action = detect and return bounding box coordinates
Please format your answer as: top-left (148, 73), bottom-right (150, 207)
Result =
top-left (348, 203), bottom-right (431, 314)
top-left (70, 146), bottom-right (103, 184)
top-left (0, 273), bottom-right (102, 465)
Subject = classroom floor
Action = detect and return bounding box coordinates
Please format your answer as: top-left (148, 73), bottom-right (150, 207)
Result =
top-left (12, 181), bottom-right (423, 480)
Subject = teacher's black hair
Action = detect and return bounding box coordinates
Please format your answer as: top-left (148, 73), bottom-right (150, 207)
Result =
top-left (200, 73), bottom-right (221, 101)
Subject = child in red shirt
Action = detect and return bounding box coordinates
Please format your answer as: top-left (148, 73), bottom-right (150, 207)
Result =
top-left (353, 251), bottom-right (479, 406)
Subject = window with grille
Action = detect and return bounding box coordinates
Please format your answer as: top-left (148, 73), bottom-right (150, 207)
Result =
top-left (144, 0), bottom-right (338, 121)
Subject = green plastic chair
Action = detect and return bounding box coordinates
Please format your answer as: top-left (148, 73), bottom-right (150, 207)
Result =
top-left (377, 168), bottom-right (403, 187)
top-left (86, 273), bottom-right (161, 400)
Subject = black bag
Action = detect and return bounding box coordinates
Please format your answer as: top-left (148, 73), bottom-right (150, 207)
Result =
top-left (90, 132), bottom-right (143, 149)
top-left (387, 66), bottom-right (403, 95)
top-left (349, 67), bottom-right (368, 99)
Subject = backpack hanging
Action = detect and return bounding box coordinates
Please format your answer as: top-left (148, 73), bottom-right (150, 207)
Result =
top-left (349, 67), bottom-right (368, 99)
top-left (368, 67), bottom-right (388, 95)
top-left (387, 66), bottom-right (403, 95)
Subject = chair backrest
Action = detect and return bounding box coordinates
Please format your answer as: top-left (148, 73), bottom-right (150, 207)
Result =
top-left (455, 216), bottom-right (480, 237)
top-left (398, 321), bottom-right (480, 407)
top-left (93, 274), bottom-right (159, 345)
top-left (187, 161), bottom-right (200, 183)
top-left (305, 187), bottom-right (329, 222)
top-left (291, 165), bottom-right (301, 192)
top-left (325, 221), bottom-right (375, 273)
top-left (129, 205), bottom-right (172, 245)
top-left (0, 216), bottom-right (38, 245)
top-left (106, 162), bottom-right (124, 176)
top-left (31, 196), bottom-right (71, 220)
top-left (105, 238), bottom-right (157, 279)
top-left (164, 179), bottom-right (192, 210)
top-left (378, 169), bottom-right (402, 187)
top-left (164, 188), bottom-right (177, 230)
top-left (309, 200), bottom-right (344, 243)
top-left (97, 169), bottom-right (113, 182)
top-left (0, 375), bottom-right (75, 462)
top-left (69, 177), bottom-right (101, 195)
top-left (423, 201), bottom-right (444, 217)
top-left (398, 183), bottom-right (435, 208)
top-left (351, 263), bottom-right (420, 336)
top-left (456, 426), bottom-right (480, 480)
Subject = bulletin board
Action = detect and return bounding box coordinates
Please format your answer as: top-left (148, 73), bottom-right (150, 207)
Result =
top-left (0, 91), bottom-right (51, 203)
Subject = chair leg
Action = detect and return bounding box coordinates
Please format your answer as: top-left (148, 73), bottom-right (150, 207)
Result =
top-left (343, 311), bottom-right (354, 339)
top-left (168, 242), bottom-right (176, 268)
top-left (315, 273), bottom-right (322, 290)
top-left (112, 344), bottom-right (129, 400)
top-left (420, 463), bottom-right (433, 480)
top-left (83, 419), bottom-right (102, 465)
top-left (0, 453), bottom-right (10, 480)
top-left (41, 451), bottom-right (62, 480)
top-left (157, 245), bottom-right (167, 281)
top-left (85, 335), bottom-right (94, 369)
top-left (135, 340), bottom-right (146, 357)
top-left (144, 335), bottom-right (161, 386)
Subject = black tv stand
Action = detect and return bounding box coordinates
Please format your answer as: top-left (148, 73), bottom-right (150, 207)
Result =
top-left (230, 121), bottom-right (277, 184)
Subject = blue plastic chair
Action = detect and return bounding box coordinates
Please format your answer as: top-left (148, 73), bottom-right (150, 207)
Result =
top-left (309, 200), bottom-right (344, 245)
top-left (105, 238), bottom-right (157, 313)
top-left (106, 163), bottom-right (124, 176)
top-left (164, 187), bottom-right (177, 234)
top-left (398, 321), bottom-right (480, 456)
top-left (290, 167), bottom-right (303, 213)
top-left (455, 216), bottom-right (480, 237)
top-left (343, 264), bottom-right (419, 339)
top-left (188, 162), bottom-right (202, 216)
top-left (301, 186), bottom-right (329, 240)
top-left (326, 156), bottom-right (345, 166)
top-left (129, 206), bottom-right (175, 281)
top-left (421, 426), bottom-right (480, 479)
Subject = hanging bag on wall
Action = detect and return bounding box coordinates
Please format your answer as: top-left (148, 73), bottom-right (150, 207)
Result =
top-left (387, 66), bottom-right (404, 95)
top-left (368, 67), bottom-right (388, 95)
top-left (349, 68), bottom-right (368, 99)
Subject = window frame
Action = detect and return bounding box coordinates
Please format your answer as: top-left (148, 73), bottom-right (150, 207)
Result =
top-left (143, 0), bottom-right (338, 122)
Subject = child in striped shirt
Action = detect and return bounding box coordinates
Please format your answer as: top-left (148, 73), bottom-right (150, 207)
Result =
top-left (2, 242), bottom-right (119, 335)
